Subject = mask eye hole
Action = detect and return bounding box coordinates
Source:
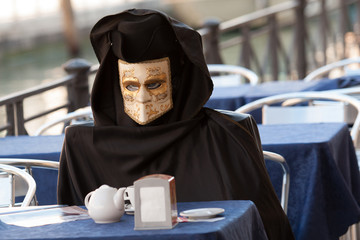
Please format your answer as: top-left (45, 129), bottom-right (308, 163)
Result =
top-left (125, 84), bottom-right (139, 91)
top-left (146, 82), bottom-right (162, 90)
top-left (123, 78), bottom-right (140, 92)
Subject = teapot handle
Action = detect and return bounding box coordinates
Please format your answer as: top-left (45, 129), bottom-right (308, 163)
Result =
top-left (84, 191), bottom-right (94, 209)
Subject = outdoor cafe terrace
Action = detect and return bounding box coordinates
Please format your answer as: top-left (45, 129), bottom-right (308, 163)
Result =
top-left (1, 1), bottom-right (360, 240)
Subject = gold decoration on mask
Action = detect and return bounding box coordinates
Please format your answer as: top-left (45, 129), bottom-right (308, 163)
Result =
top-left (146, 104), bottom-right (160, 118)
top-left (160, 104), bottom-right (170, 111)
top-left (147, 67), bottom-right (161, 76)
top-left (123, 68), bottom-right (135, 78)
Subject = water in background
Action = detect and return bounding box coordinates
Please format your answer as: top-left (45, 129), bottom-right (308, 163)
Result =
top-left (0, 35), bottom-right (99, 136)
top-left (0, 36), bottom-right (97, 97)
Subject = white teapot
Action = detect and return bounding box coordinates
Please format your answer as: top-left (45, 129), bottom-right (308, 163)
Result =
top-left (84, 184), bottom-right (126, 223)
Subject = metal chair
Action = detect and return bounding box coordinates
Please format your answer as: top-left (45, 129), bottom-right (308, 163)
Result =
top-left (236, 91), bottom-right (360, 147)
top-left (34, 106), bottom-right (93, 136)
top-left (207, 64), bottom-right (259, 86)
top-left (304, 57), bottom-right (360, 82)
top-left (0, 163), bottom-right (36, 207)
top-left (0, 158), bottom-right (59, 206)
top-left (263, 151), bottom-right (290, 214)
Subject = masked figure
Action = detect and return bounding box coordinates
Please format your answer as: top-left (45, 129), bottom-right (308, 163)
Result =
top-left (58, 9), bottom-right (294, 240)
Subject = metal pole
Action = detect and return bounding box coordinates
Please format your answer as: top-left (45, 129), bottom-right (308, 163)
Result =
top-left (63, 59), bottom-right (91, 112)
top-left (202, 19), bottom-right (224, 64)
top-left (295, 0), bottom-right (307, 79)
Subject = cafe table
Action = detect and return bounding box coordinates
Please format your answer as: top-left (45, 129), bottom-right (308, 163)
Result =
top-left (205, 76), bottom-right (360, 122)
top-left (1, 122), bottom-right (360, 240)
top-left (0, 200), bottom-right (268, 240)
top-left (259, 122), bottom-right (360, 240)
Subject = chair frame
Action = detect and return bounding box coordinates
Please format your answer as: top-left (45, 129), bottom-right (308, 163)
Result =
top-left (34, 106), bottom-right (92, 136)
top-left (304, 57), bottom-right (360, 82)
top-left (263, 151), bottom-right (290, 214)
top-left (207, 64), bottom-right (259, 85)
top-left (235, 91), bottom-right (360, 146)
top-left (0, 158), bottom-right (59, 206)
top-left (0, 163), bottom-right (36, 207)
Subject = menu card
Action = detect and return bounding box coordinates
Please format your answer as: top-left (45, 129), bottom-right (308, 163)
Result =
top-left (0, 205), bottom-right (90, 227)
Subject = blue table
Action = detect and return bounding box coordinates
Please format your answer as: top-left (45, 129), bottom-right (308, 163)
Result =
top-left (205, 76), bottom-right (360, 122)
top-left (260, 123), bottom-right (360, 240)
top-left (0, 200), bottom-right (268, 240)
top-left (1, 122), bottom-right (360, 240)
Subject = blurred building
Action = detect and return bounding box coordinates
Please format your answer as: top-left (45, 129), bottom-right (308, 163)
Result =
top-left (0, 0), bottom-right (282, 54)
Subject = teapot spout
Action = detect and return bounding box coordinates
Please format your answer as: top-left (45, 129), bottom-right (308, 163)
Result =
top-left (113, 187), bottom-right (126, 210)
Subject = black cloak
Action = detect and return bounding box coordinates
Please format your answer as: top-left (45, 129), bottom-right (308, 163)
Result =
top-left (58, 9), bottom-right (294, 240)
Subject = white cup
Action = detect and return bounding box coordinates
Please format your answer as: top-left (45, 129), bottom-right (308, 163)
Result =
top-left (124, 185), bottom-right (135, 211)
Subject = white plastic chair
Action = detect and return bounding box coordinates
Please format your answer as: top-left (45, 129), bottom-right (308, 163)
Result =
top-left (34, 106), bottom-right (93, 136)
top-left (0, 158), bottom-right (59, 206)
top-left (207, 64), bottom-right (259, 86)
top-left (263, 151), bottom-right (290, 214)
top-left (0, 163), bottom-right (36, 207)
top-left (304, 57), bottom-right (360, 82)
top-left (236, 91), bottom-right (360, 147)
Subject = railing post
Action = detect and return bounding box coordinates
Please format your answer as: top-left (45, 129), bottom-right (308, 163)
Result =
top-left (268, 14), bottom-right (279, 81)
top-left (295, 0), bottom-right (307, 79)
top-left (5, 103), bottom-right (15, 136)
top-left (63, 58), bottom-right (91, 112)
top-left (202, 19), bottom-right (223, 64)
top-left (240, 25), bottom-right (251, 69)
top-left (320, 0), bottom-right (328, 65)
top-left (339, 0), bottom-right (351, 59)
top-left (15, 101), bottom-right (27, 135)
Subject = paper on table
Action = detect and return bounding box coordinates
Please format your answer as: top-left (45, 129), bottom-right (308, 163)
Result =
top-left (0, 205), bottom-right (65, 215)
top-left (140, 186), bottom-right (166, 222)
top-left (0, 206), bottom-right (90, 227)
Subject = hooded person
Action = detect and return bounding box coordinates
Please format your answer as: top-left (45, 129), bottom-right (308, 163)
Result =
top-left (57, 9), bottom-right (294, 240)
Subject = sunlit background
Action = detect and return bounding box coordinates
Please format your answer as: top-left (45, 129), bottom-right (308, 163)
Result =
top-left (1, 0), bottom-right (259, 134)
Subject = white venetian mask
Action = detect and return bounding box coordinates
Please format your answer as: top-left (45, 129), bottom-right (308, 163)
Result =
top-left (118, 57), bottom-right (173, 125)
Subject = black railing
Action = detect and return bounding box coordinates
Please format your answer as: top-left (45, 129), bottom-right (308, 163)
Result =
top-left (0, 59), bottom-right (93, 136)
top-left (1, 0), bottom-right (360, 136)
top-left (200, 0), bottom-right (360, 81)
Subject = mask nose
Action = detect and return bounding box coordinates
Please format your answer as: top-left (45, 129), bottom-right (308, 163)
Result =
top-left (136, 86), bottom-right (152, 103)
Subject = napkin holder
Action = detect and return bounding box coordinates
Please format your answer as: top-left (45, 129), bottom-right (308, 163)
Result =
top-left (134, 174), bottom-right (178, 230)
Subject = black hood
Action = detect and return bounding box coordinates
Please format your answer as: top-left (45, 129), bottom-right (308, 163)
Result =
top-left (89, 9), bottom-right (213, 126)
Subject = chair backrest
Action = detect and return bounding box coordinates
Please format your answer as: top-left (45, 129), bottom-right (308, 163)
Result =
top-left (207, 64), bottom-right (259, 86)
top-left (34, 106), bottom-right (93, 136)
top-left (236, 91), bottom-right (360, 147)
top-left (262, 103), bottom-right (347, 125)
top-left (263, 151), bottom-right (289, 214)
top-left (304, 57), bottom-right (360, 81)
top-left (0, 158), bottom-right (59, 206)
top-left (0, 163), bottom-right (36, 207)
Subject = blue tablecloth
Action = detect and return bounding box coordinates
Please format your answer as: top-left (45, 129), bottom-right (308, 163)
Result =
top-left (260, 122), bottom-right (360, 240)
top-left (205, 76), bottom-right (360, 122)
top-left (0, 200), bottom-right (268, 240)
top-left (1, 122), bottom-right (360, 239)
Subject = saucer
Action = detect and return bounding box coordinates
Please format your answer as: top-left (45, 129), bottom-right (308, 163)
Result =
top-left (179, 208), bottom-right (225, 219)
